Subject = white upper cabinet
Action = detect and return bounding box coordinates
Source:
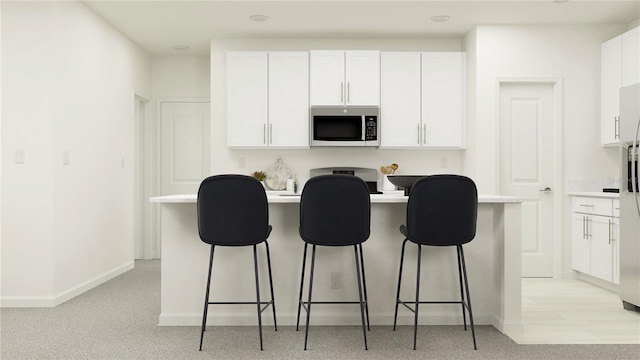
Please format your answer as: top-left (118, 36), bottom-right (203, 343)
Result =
top-left (310, 50), bottom-right (380, 106)
top-left (601, 26), bottom-right (639, 146)
top-left (380, 52), bottom-right (466, 149)
top-left (227, 51), bottom-right (310, 148)
top-left (601, 36), bottom-right (622, 146)
top-left (380, 52), bottom-right (422, 148)
top-left (622, 26), bottom-right (640, 87)
top-left (268, 52), bottom-right (310, 148)
top-left (422, 52), bottom-right (466, 148)
top-left (227, 52), bottom-right (268, 148)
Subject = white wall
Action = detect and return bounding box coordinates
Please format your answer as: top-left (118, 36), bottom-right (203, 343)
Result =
top-left (1, 1), bottom-right (151, 305)
top-left (210, 38), bottom-right (466, 185)
top-left (467, 25), bottom-right (627, 276)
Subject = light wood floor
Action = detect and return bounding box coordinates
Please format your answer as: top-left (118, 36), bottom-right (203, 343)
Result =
top-left (510, 278), bottom-right (640, 344)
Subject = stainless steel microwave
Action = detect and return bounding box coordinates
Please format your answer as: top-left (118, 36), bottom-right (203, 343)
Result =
top-left (310, 106), bottom-right (380, 147)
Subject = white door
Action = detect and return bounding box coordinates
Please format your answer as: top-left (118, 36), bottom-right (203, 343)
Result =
top-left (500, 83), bottom-right (555, 277)
top-left (161, 101), bottom-right (210, 196)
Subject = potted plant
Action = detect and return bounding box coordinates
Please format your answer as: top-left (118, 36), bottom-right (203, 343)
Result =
top-left (251, 171), bottom-right (267, 187)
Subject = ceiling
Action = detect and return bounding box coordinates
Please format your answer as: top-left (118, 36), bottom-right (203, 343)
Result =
top-left (82, 0), bottom-right (640, 56)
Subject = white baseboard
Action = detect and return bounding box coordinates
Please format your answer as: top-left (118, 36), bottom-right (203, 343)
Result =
top-left (0, 261), bottom-right (134, 308)
top-left (159, 312), bottom-right (496, 327)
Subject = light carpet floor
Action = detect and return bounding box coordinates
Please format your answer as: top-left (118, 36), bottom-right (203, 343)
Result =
top-left (1, 260), bottom-right (639, 359)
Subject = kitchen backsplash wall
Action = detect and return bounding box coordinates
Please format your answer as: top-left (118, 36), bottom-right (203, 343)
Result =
top-left (567, 177), bottom-right (621, 192)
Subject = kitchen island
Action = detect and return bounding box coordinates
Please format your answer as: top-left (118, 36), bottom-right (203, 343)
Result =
top-left (150, 193), bottom-right (522, 337)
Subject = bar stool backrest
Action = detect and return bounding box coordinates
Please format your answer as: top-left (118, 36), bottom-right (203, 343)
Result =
top-left (197, 174), bottom-right (270, 246)
top-left (406, 175), bottom-right (478, 246)
top-left (299, 175), bottom-right (371, 246)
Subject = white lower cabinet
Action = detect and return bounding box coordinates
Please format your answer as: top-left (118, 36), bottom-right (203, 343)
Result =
top-left (571, 196), bottom-right (620, 284)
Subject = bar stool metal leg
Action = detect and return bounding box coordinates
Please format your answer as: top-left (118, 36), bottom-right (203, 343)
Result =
top-left (253, 245), bottom-right (264, 351)
top-left (199, 245), bottom-right (215, 351)
top-left (358, 243), bottom-right (371, 331)
top-left (354, 245), bottom-right (369, 350)
top-left (456, 245), bottom-right (468, 330)
top-left (393, 239), bottom-right (409, 331)
top-left (264, 241), bottom-right (277, 331)
top-left (304, 245), bottom-right (317, 351)
top-left (459, 245), bottom-right (477, 350)
top-left (296, 243), bottom-right (308, 331)
top-left (413, 244), bottom-right (422, 351)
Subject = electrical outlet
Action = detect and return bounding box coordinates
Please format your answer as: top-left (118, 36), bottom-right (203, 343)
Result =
top-left (238, 157), bottom-right (246, 169)
top-left (63, 151), bottom-right (70, 165)
top-left (330, 272), bottom-right (342, 289)
top-left (440, 157), bottom-right (448, 169)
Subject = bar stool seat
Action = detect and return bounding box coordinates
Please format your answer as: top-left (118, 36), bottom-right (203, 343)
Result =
top-left (393, 174), bottom-right (478, 350)
top-left (196, 174), bottom-right (277, 351)
top-left (296, 174), bottom-right (371, 350)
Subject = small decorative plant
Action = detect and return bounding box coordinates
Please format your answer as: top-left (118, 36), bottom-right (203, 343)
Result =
top-left (251, 170), bottom-right (267, 181)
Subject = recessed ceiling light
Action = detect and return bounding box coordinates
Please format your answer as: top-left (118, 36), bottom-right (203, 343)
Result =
top-left (249, 14), bottom-right (269, 22)
top-left (172, 45), bottom-right (190, 51)
top-left (430, 15), bottom-right (450, 23)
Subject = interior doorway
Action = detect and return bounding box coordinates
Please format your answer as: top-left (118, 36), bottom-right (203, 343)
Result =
top-left (498, 79), bottom-right (563, 278)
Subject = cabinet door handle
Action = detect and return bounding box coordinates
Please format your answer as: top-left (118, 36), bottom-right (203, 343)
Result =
top-left (269, 124), bottom-right (273, 145)
top-left (341, 81), bottom-right (344, 103)
top-left (263, 124), bottom-right (266, 145)
top-left (615, 116), bottom-right (620, 140)
top-left (608, 219), bottom-right (613, 244)
top-left (580, 204), bottom-right (595, 207)
top-left (582, 216), bottom-right (586, 239)
top-left (423, 124), bottom-right (427, 145)
top-left (347, 82), bottom-right (350, 103)
top-left (417, 124), bottom-right (421, 144)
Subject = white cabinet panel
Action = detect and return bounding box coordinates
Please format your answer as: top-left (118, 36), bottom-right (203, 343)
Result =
top-left (345, 51), bottom-right (380, 105)
top-left (601, 26), bottom-right (639, 146)
top-left (572, 213), bottom-right (591, 274)
top-left (309, 51), bottom-right (345, 106)
top-left (590, 215), bottom-right (614, 282)
top-left (601, 36), bottom-right (622, 146)
top-left (380, 52), bottom-right (466, 149)
top-left (571, 196), bottom-right (619, 284)
top-left (380, 52), bottom-right (421, 148)
top-left (268, 52), bottom-right (310, 148)
top-left (310, 50), bottom-right (380, 106)
top-left (227, 52), bottom-right (268, 147)
top-left (622, 26), bottom-right (640, 87)
top-left (422, 52), bottom-right (465, 148)
top-left (227, 51), bottom-right (310, 148)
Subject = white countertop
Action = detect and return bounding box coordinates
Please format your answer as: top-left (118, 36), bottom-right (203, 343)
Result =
top-left (568, 191), bottom-right (619, 199)
top-left (150, 193), bottom-right (522, 204)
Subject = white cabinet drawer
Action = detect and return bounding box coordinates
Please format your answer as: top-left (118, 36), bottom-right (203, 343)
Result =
top-left (571, 197), bottom-right (613, 216)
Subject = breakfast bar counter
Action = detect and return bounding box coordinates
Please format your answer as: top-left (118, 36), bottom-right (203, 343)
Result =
top-left (150, 193), bottom-right (523, 338)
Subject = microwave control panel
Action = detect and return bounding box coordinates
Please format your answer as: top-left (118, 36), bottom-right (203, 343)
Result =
top-left (365, 116), bottom-right (378, 141)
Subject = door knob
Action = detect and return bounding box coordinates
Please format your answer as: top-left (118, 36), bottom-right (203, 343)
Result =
top-left (539, 187), bottom-right (552, 192)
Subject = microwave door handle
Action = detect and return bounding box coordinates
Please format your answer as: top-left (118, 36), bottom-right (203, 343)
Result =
top-left (362, 117), bottom-right (366, 141)
top-left (634, 116), bottom-right (640, 218)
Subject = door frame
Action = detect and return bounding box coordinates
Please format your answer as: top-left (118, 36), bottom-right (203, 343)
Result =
top-left (495, 78), bottom-right (564, 279)
top-left (151, 98), bottom-right (210, 259)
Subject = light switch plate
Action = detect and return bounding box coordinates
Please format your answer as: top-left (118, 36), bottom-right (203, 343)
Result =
top-left (15, 149), bottom-right (25, 164)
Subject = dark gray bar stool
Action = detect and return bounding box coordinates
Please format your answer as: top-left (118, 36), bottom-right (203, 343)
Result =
top-left (393, 174), bottom-right (478, 350)
top-left (296, 174), bottom-right (371, 350)
top-left (197, 174), bottom-right (277, 351)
